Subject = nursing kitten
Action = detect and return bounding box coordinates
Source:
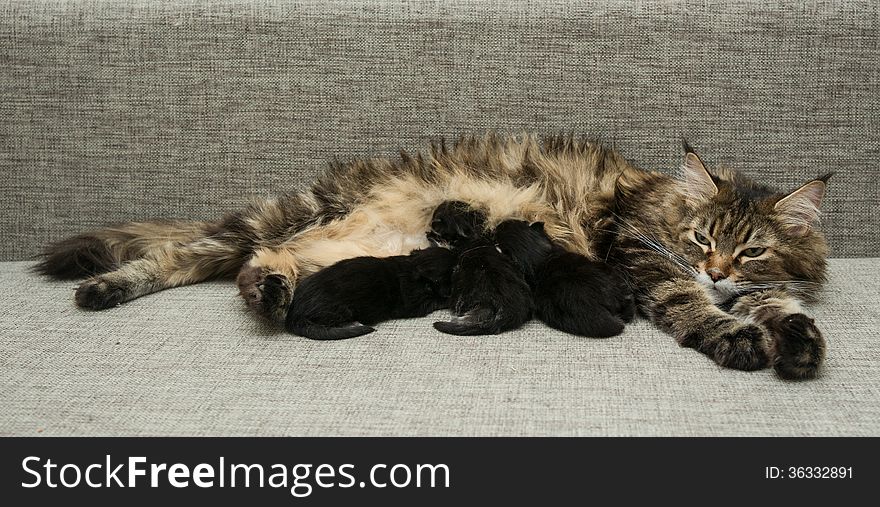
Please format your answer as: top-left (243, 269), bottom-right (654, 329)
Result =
top-left (429, 203), bottom-right (534, 335)
top-left (285, 247), bottom-right (455, 340)
top-left (427, 200), bottom-right (487, 248)
top-left (494, 220), bottom-right (635, 338)
top-left (39, 135), bottom-right (831, 379)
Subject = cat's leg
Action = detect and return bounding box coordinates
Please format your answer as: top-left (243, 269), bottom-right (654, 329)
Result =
top-left (68, 193), bottom-right (319, 311)
top-left (729, 290), bottom-right (825, 380)
top-left (237, 203), bottom-right (436, 322)
top-left (75, 235), bottom-right (245, 310)
top-left (644, 278), bottom-right (772, 371)
top-left (236, 246), bottom-right (303, 322)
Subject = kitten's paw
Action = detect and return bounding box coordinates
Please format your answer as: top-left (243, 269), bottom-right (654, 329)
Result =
top-left (711, 324), bottom-right (770, 371)
top-left (766, 313), bottom-right (825, 380)
top-left (75, 278), bottom-right (127, 310)
top-left (237, 265), bottom-right (292, 322)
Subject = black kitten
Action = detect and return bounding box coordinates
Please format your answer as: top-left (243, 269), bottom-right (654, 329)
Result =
top-left (430, 204), bottom-right (536, 335)
top-left (496, 221), bottom-right (635, 337)
top-left (535, 251), bottom-right (635, 337)
top-left (433, 237), bottom-right (535, 335)
top-left (427, 200), bottom-right (486, 248)
top-left (286, 247), bottom-right (456, 340)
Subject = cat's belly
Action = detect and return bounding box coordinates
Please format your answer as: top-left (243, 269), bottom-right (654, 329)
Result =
top-left (294, 218), bottom-right (432, 266)
top-left (289, 172), bottom-right (582, 274)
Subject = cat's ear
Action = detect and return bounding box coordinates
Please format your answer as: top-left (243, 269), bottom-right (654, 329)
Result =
top-left (530, 222), bottom-right (545, 232)
top-left (680, 148), bottom-right (718, 203)
top-left (774, 174), bottom-right (831, 236)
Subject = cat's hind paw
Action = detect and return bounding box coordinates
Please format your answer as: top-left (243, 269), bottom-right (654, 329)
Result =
top-left (75, 277), bottom-right (127, 310)
top-left (237, 265), bottom-right (293, 322)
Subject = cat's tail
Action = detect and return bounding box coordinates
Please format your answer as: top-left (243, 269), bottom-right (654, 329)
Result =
top-left (34, 219), bottom-right (222, 280)
top-left (433, 307), bottom-right (523, 335)
top-left (286, 319), bottom-right (376, 340)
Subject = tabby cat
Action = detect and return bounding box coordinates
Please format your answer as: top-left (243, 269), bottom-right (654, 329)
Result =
top-left (37, 135), bottom-right (830, 379)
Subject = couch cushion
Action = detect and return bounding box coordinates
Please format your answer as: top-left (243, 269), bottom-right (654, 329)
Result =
top-left (1, 258), bottom-right (878, 436)
top-left (1, 1), bottom-right (878, 259)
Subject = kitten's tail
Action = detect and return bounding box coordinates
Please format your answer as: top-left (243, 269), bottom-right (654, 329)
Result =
top-left (34, 219), bottom-right (222, 279)
top-left (286, 320), bottom-right (376, 340)
top-left (433, 307), bottom-right (517, 335)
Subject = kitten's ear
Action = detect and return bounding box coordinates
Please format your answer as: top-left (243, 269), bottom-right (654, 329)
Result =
top-left (774, 175), bottom-right (830, 236)
top-left (530, 222), bottom-right (546, 232)
top-left (680, 149), bottom-right (718, 203)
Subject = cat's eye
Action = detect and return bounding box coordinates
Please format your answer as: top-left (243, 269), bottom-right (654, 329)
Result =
top-left (693, 231), bottom-right (711, 246)
top-left (740, 247), bottom-right (767, 258)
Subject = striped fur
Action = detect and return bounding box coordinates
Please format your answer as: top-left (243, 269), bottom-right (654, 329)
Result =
top-left (37, 134), bottom-right (831, 379)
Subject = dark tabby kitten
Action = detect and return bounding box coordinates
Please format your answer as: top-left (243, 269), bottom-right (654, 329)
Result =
top-left (38, 135), bottom-right (831, 379)
top-left (494, 220), bottom-right (636, 338)
top-left (431, 220), bottom-right (536, 336)
top-left (285, 247), bottom-right (455, 340)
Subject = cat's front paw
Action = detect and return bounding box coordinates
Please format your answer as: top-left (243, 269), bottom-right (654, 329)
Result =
top-left (766, 313), bottom-right (825, 380)
top-left (236, 265), bottom-right (292, 322)
top-left (75, 277), bottom-right (127, 310)
top-left (711, 324), bottom-right (770, 371)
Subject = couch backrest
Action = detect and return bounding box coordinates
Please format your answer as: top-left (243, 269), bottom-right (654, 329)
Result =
top-left (2, 0), bottom-right (877, 260)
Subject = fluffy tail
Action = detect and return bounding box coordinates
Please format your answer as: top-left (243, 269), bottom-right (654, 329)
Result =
top-left (286, 320), bottom-right (376, 340)
top-left (34, 220), bottom-right (221, 280)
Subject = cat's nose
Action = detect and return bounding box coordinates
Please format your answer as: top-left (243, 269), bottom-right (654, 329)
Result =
top-left (707, 268), bottom-right (727, 282)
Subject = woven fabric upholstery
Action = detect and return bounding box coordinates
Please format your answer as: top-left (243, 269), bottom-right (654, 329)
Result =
top-left (1, 259), bottom-right (878, 436)
top-left (1, 0), bottom-right (878, 259)
top-left (1, 1), bottom-right (878, 437)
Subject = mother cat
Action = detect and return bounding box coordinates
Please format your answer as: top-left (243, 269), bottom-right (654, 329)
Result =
top-left (38, 135), bottom-right (830, 380)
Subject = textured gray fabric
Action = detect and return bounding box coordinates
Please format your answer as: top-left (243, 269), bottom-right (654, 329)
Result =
top-left (1, 0), bottom-right (878, 260)
top-left (1, 258), bottom-right (878, 436)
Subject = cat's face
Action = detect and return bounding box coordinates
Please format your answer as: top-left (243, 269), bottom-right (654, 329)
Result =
top-left (668, 151), bottom-right (829, 303)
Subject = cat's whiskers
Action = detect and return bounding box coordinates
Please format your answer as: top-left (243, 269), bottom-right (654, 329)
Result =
top-left (606, 214), bottom-right (697, 277)
top-left (733, 279), bottom-right (823, 298)
top-left (613, 229), bottom-right (697, 276)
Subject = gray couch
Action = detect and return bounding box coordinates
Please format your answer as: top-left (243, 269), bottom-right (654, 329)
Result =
top-left (2, 0), bottom-right (878, 436)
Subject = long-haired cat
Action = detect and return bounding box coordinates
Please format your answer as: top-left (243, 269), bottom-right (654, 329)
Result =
top-left (37, 134), bottom-right (831, 379)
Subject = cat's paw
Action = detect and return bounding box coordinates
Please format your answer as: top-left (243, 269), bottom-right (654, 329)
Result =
top-left (711, 324), bottom-right (770, 371)
top-left (766, 313), bottom-right (825, 380)
top-left (236, 265), bottom-right (292, 322)
top-left (75, 277), bottom-right (127, 310)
